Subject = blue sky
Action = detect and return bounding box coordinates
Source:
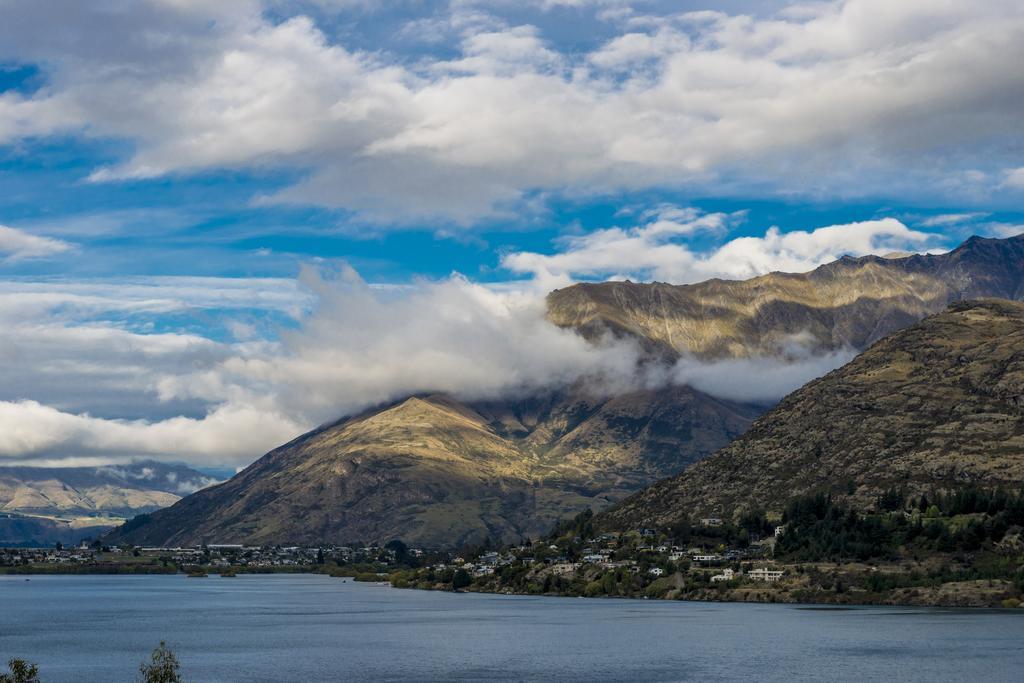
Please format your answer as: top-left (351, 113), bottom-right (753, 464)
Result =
top-left (1, 0), bottom-right (1023, 468)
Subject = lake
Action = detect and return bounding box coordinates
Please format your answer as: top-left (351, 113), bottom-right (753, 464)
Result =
top-left (1, 574), bottom-right (1022, 682)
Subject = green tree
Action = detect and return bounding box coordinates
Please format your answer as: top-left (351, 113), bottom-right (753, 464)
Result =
top-left (452, 569), bottom-right (471, 589)
top-left (139, 641), bottom-right (183, 683)
top-left (0, 659), bottom-right (40, 683)
top-left (385, 539), bottom-right (409, 565)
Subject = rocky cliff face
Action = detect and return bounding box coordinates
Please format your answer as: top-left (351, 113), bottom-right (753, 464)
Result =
top-left (601, 299), bottom-right (1024, 529)
top-left (105, 388), bottom-right (757, 548)
top-left (547, 234), bottom-right (1024, 359)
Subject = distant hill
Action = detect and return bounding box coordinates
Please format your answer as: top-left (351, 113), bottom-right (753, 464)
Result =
top-left (601, 299), bottom-right (1024, 530)
top-left (547, 234), bottom-right (1024, 359)
top-left (0, 461), bottom-right (217, 517)
top-left (0, 461), bottom-right (218, 546)
top-left (104, 388), bottom-right (757, 548)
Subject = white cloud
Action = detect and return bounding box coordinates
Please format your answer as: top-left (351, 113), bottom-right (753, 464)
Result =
top-left (0, 400), bottom-right (304, 465)
top-left (983, 222), bottom-right (1024, 238)
top-left (0, 276), bottom-right (311, 321)
top-left (503, 211), bottom-right (936, 288)
top-left (0, 275), bottom-right (308, 427)
top-left (918, 212), bottom-right (989, 228)
top-left (668, 349), bottom-right (856, 404)
top-left (157, 264), bottom-right (646, 425)
top-left (0, 225), bottom-right (73, 261)
top-left (0, 264), bottom-right (645, 465)
top-left (0, 1), bottom-right (1022, 223)
top-left (1002, 167), bottom-right (1024, 190)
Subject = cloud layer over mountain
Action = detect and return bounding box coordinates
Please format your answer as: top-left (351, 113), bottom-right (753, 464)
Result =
top-left (0, 211), bottom-right (935, 466)
top-left (504, 210), bottom-right (935, 288)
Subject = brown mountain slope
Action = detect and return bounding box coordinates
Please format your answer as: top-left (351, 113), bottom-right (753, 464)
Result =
top-left (106, 387), bottom-right (757, 548)
top-left (601, 299), bottom-right (1024, 530)
top-left (547, 234), bottom-right (1024, 359)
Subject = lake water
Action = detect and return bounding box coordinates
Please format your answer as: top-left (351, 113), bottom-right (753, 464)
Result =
top-left (1, 574), bottom-right (1023, 682)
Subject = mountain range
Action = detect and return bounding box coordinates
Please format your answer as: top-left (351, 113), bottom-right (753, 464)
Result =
top-left (0, 461), bottom-right (217, 547)
top-left (107, 233), bottom-right (1024, 548)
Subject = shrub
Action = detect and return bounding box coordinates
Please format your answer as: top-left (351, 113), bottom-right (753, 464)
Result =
top-left (139, 642), bottom-right (182, 683)
top-left (644, 577), bottom-right (674, 599)
top-left (0, 659), bottom-right (40, 683)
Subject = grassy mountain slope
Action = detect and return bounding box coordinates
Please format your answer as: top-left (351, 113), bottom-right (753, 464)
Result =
top-left (105, 388), bottom-right (757, 548)
top-left (602, 299), bottom-right (1024, 529)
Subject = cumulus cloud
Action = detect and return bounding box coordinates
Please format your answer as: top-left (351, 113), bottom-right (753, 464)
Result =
top-left (0, 264), bottom-right (644, 465)
top-left (0, 399), bottom-right (304, 465)
top-left (503, 210), bottom-right (936, 288)
top-left (158, 264), bottom-right (647, 425)
top-left (1002, 167), bottom-right (1024, 190)
top-left (0, 225), bottom-right (73, 261)
top-left (0, 1), bottom-right (1023, 223)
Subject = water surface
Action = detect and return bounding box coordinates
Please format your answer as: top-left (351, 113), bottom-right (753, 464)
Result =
top-left (1, 574), bottom-right (1022, 681)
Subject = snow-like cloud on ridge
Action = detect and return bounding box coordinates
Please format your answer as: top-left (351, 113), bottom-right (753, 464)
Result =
top-left (503, 210), bottom-right (936, 288)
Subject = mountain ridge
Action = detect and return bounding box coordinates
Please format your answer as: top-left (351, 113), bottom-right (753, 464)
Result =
top-left (546, 233), bottom-right (1024, 359)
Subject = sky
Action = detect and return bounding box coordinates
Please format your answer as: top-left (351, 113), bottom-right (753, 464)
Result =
top-left (1, 0), bottom-right (1024, 470)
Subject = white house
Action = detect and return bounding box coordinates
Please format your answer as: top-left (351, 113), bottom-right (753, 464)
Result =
top-left (648, 567), bottom-right (665, 576)
top-left (774, 525), bottom-right (787, 537)
top-left (748, 567), bottom-right (784, 582)
top-left (700, 518), bottom-right (723, 527)
top-left (711, 568), bottom-right (735, 583)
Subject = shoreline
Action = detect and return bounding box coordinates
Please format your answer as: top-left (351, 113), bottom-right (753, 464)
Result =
top-left (403, 580), bottom-right (1024, 610)
top-left (6, 567), bottom-right (1020, 610)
